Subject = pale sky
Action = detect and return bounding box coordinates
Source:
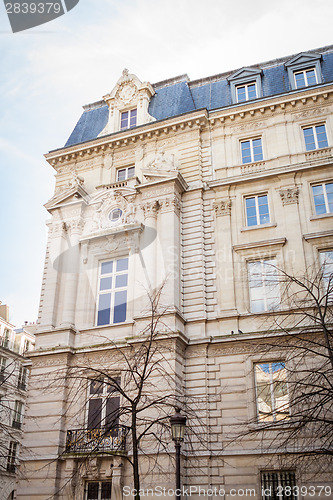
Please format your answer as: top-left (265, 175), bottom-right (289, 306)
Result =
top-left (0, 0), bottom-right (332, 326)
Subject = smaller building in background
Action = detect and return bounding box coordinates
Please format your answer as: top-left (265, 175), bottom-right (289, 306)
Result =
top-left (0, 303), bottom-right (35, 500)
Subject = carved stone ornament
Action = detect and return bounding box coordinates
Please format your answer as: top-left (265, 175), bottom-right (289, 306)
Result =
top-left (213, 199), bottom-right (232, 216)
top-left (160, 195), bottom-right (182, 215)
top-left (141, 200), bottom-right (160, 219)
top-left (93, 191), bottom-right (138, 231)
top-left (146, 149), bottom-right (179, 172)
top-left (115, 80), bottom-right (138, 105)
top-left (279, 187), bottom-right (299, 205)
top-left (68, 169), bottom-right (84, 188)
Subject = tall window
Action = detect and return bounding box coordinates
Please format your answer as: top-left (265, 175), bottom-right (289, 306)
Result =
top-left (12, 400), bottom-right (23, 429)
top-left (7, 441), bottom-right (17, 473)
top-left (87, 378), bottom-right (120, 431)
top-left (248, 259), bottom-right (280, 313)
top-left (255, 362), bottom-right (289, 422)
top-left (312, 182), bottom-right (333, 215)
top-left (97, 258), bottom-right (128, 326)
top-left (303, 124), bottom-right (328, 151)
top-left (120, 109), bottom-right (137, 130)
top-left (0, 356), bottom-right (6, 381)
top-left (117, 166), bottom-right (135, 181)
top-left (241, 138), bottom-right (263, 164)
top-left (261, 471), bottom-right (297, 500)
top-left (86, 481), bottom-right (112, 500)
top-left (18, 365), bottom-right (28, 391)
top-left (294, 67), bottom-right (317, 88)
top-left (236, 82), bottom-right (257, 102)
top-left (245, 194), bottom-right (270, 226)
top-left (320, 250), bottom-right (333, 296)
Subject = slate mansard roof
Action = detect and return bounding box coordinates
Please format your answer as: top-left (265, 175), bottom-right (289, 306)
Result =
top-left (65, 45), bottom-right (333, 148)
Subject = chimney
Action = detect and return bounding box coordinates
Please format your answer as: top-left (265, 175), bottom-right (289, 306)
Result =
top-left (0, 303), bottom-right (9, 322)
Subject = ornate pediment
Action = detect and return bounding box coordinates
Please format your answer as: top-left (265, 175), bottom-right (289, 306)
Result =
top-left (45, 173), bottom-right (89, 212)
top-left (227, 67), bottom-right (262, 83)
top-left (89, 188), bottom-right (138, 232)
top-left (142, 149), bottom-right (180, 182)
top-left (284, 51), bottom-right (322, 69)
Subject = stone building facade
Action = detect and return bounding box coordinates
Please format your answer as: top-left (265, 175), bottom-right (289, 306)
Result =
top-left (17, 46), bottom-right (333, 499)
top-left (0, 305), bottom-right (35, 500)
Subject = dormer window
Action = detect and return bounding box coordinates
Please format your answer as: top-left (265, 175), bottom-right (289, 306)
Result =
top-left (227, 68), bottom-right (263, 104)
top-left (285, 52), bottom-right (322, 90)
top-left (236, 82), bottom-right (257, 103)
top-left (120, 109), bottom-right (137, 130)
top-left (294, 68), bottom-right (317, 89)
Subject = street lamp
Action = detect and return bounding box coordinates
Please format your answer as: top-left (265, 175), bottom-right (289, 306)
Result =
top-left (170, 407), bottom-right (187, 499)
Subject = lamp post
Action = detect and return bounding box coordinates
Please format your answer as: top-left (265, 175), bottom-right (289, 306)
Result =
top-left (170, 407), bottom-right (187, 500)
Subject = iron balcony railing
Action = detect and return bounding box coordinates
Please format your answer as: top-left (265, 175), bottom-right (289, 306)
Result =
top-left (65, 425), bottom-right (128, 454)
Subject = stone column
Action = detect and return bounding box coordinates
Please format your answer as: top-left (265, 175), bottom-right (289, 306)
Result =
top-left (38, 220), bottom-right (66, 330)
top-left (60, 218), bottom-right (84, 328)
top-left (279, 186), bottom-right (304, 273)
top-left (141, 200), bottom-right (160, 292)
top-left (158, 195), bottom-right (182, 310)
top-left (213, 198), bottom-right (237, 315)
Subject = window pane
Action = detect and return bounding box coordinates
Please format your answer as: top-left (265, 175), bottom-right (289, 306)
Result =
top-left (90, 379), bottom-right (103, 395)
top-left (100, 277), bottom-right (112, 291)
top-left (295, 71), bottom-right (305, 88)
top-left (101, 261), bottom-right (113, 275)
top-left (128, 166), bottom-right (135, 178)
top-left (115, 274), bottom-right (128, 288)
top-left (113, 291), bottom-right (127, 323)
top-left (117, 258), bottom-right (128, 272)
top-left (237, 86), bottom-right (246, 102)
top-left (315, 125), bottom-right (328, 148)
top-left (105, 396), bottom-right (120, 431)
top-left (87, 483), bottom-right (99, 500)
top-left (87, 398), bottom-right (102, 429)
top-left (97, 293), bottom-right (111, 326)
top-left (117, 169), bottom-right (126, 181)
top-left (101, 482), bottom-right (112, 500)
top-left (306, 68), bottom-right (317, 85)
top-left (247, 83), bottom-right (257, 99)
top-left (252, 139), bottom-right (263, 161)
top-left (303, 127), bottom-right (315, 150)
top-left (241, 141), bottom-right (251, 163)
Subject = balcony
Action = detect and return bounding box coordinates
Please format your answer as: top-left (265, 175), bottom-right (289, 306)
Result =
top-left (65, 426), bottom-right (128, 454)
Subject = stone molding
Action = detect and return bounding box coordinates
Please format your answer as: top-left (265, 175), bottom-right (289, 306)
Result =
top-left (141, 200), bottom-right (160, 219)
top-left (213, 199), bottom-right (232, 217)
top-left (279, 187), bottom-right (299, 205)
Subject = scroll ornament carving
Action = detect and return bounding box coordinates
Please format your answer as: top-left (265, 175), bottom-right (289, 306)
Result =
top-left (141, 200), bottom-right (160, 219)
top-left (160, 196), bottom-right (182, 215)
top-left (213, 199), bottom-right (232, 216)
top-left (279, 187), bottom-right (299, 205)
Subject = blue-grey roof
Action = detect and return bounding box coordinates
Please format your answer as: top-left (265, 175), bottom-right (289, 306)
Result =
top-left (64, 47), bottom-right (333, 148)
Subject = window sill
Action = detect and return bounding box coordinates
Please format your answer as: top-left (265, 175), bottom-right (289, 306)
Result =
top-left (241, 222), bottom-right (276, 232)
top-left (248, 419), bottom-right (295, 431)
top-left (310, 212), bottom-right (333, 221)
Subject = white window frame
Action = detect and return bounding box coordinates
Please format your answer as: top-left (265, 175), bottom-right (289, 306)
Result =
top-left (236, 81), bottom-right (257, 102)
top-left (248, 258), bottom-right (280, 313)
top-left (312, 181), bottom-right (333, 215)
top-left (7, 441), bottom-right (17, 473)
top-left (85, 481), bottom-right (112, 500)
top-left (116, 166), bottom-right (135, 182)
top-left (13, 400), bottom-right (23, 428)
top-left (245, 194), bottom-right (270, 227)
top-left (96, 257), bottom-right (129, 326)
top-left (319, 250), bottom-right (333, 297)
top-left (18, 365), bottom-right (28, 391)
top-left (120, 108), bottom-right (137, 130)
top-left (303, 124), bottom-right (328, 151)
top-left (240, 137), bottom-right (263, 164)
top-left (86, 377), bottom-right (120, 430)
top-left (294, 67), bottom-right (318, 88)
top-left (254, 361), bottom-right (290, 423)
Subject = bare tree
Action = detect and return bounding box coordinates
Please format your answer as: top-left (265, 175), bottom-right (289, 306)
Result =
top-left (230, 260), bottom-right (333, 475)
top-left (40, 286), bottom-right (208, 500)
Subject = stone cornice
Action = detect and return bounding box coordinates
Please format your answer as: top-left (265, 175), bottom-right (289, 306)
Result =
top-left (44, 109), bottom-right (209, 170)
